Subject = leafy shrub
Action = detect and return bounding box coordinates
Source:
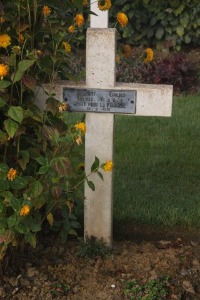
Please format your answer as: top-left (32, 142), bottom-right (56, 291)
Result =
top-left (110, 0), bottom-right (200, 50)
top-left (117, 51), bottom-right (200, 94)
top-left (0, 0), bottom-right (112, 260)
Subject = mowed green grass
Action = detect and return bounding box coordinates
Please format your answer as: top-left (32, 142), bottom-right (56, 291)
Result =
top-left (114, 94), bottom-right (200, 227)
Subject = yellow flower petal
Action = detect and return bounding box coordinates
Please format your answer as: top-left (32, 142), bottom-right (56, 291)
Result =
top-left (117, 12), bottom-right (128, 27)
top-left (68, 25), bottom-right (75, 33)
top-left (42, 6), bottom-right (51, 17)
top-left (75, 14), bottom-right (84, 27)
top-left (103, 160), bottom-right (113, 172)
top-left (98, 0), bottom-right (111, 11)
top-left (74, 122), bottom-right (86, 135)
top-left (144, 48), bottom-right (154, 63)
top-left (7, 168), bottom-right (17, 181)
top-left (20, 205), bottom-right (30, 216)
top-left (0, 34), bottom-right (11, 48)
top-left (62, 42), bottom-right (71, 53)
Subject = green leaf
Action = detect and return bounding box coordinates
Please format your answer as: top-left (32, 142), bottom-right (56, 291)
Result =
top-left (36, 157), bottom-right (48, 166)
top-left (28, 181), bottom-right (43, 198)
top-left (8, 195), bottom-right (21, 211)
top-left (18, 151), bottom-right (29, 171)
top-left (91, 156), bottom-right (100, 172)
top-left (150, 17), bottom-right (157, 26)
top-left (37, 165), bottom-right (49, 175)
top-left (0, 80), bottom-right (11, 90)
top-left (32, 194), bottom-right (46, 209)
top-left (0, 130), bottom-right (7, 144)
top-left (7, 214), bottom-right (17, 228)
top-left (25, 233), bottom-right (36, 248)
top-left (11, 60), bottom-right (35, 83)
top-left (155, 27), bottom-right (164, 40)
top-left (97, 171), bottom-right (104, 181)
top-left (23, 109), bottom-right (33, 119)
top-left (180, 15), bottom-right (189, 28)
top-left (0, 163), bottom-right (9, 178)
top-left (0, 201), bottom-right (5, 213)
top-left (176, 25), bottom-right (184, 37)
top-left (87, 180), bottom-right (95, 191)
top-left (72, 0), bottom-right (83, 10)
top-left (174, 4), bottom-right (185, 16)
top-left (10, 177), bottom-right (29, 190)
top-left (68, 228), bottom-right (78, 236)
top-left (31, 222), bottom-right (41, 233)
top-left (8, 106), bottom-right (23, 123)
top-left (184, 34), bottom-right (191, 44)
top-left (0, 97), bottom-right (6, 108)
top-left (0, 180), bottom-right (9, 191)
top-left (4, 118), bottom-right (19, 138)
top-left (15, 223), bottom-right (29, 234)
top-left (0, 191), bottom-right (13, 198)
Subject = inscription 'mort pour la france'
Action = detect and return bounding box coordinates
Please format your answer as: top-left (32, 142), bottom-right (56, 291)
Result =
top-left (63, 88), bottom-right (137, 114)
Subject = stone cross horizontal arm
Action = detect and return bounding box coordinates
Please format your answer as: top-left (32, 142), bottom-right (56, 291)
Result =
top-left (35, 80), bottom-right (172, 117)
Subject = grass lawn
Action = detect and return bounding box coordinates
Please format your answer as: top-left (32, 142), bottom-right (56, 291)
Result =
top-left (114, 94), bottom-right (200, 227)
top-left (73, 94), bottom-right (200, 228)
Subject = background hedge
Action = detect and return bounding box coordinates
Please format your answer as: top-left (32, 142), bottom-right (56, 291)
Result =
top-left (110, 0), bottom-right (200, 50)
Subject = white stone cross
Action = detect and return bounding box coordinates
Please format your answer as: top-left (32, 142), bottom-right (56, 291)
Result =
top-left (35, 3), bottom-right (173, 248)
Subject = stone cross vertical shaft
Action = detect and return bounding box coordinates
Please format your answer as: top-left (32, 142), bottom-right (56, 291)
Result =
top-left (84, 3), bottom-right (114, 246)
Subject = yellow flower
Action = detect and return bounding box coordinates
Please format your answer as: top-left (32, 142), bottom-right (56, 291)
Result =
top-left (20, 205), bottom-right (30, 216)
top-left (0, 64), bottom-right (9, 80)
top-left (75, 14), bottom-right (84, 27)
top-left (75, 122), bottom-right (86, 135)
top-left (62, 41), bottom-right (71, 53)
top-left (117, 12), bottom-right (128, 27)
top-left (7, 168), bottom-right (17, 181)
top-left (82, 0), bottom-right (88, 6)
top-left (144, 48), bottom-right (154, 63)
top-left (59, 103), bottom-right (68, 112)
top-left (75, 135), bottom-right (82, 146)
top-left (42, 5), bottom-right (51, 17)
top-left (122, 44), bottom-right (132, 58)
top-left (68, 25), bottom-right (75, 33)
top-left (103, 160), bottom-right (113, 172)
top-left (0, 34), bottom-right (11, 48)
top-left (98, 0), bottom-right (111, 11)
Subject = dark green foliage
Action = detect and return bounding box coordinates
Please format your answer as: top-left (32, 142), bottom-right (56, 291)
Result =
top-left (77, 238), bottom-right (112, 258)
top-left (124, 276), bottom-right (171, 300)
top-left (110, 0), bottom-right (200, 50)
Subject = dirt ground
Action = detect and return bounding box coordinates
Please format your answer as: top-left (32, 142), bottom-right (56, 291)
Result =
top-left (1, 228), bottom-right (200, 300)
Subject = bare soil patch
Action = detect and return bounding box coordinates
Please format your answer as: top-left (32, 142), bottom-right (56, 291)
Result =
top-left (1, 231), bottom-right (200, 300)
